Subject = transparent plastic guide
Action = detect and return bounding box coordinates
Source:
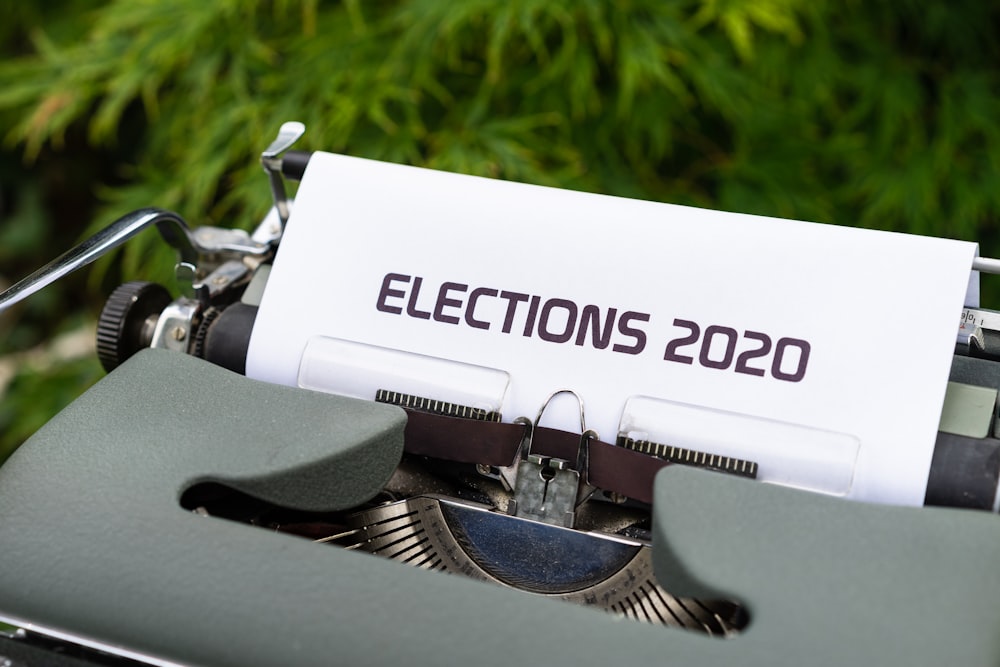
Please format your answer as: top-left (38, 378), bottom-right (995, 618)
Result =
top-left (298, 336), bottom-right (510, 414)
top-left (618, 395), bottom-right (860, 496)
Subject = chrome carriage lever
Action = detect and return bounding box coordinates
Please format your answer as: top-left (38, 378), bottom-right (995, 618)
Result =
top-left (0, 208), bottom-right (197, 313)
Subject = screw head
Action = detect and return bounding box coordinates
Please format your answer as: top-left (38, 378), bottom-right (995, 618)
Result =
top-left (607, 492), bottom-right (627, 504)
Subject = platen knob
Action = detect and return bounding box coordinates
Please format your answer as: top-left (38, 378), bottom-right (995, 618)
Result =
top-left (96, 281), bottom-right (172, 372)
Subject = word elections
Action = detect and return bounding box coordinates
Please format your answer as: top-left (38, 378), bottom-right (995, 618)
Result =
top-left (376, 273), bottom-right (649, 355)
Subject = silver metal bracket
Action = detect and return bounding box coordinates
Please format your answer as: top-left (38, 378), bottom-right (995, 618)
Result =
top-left (149, 298), bottom-right (199, 353)
top-left (509, 453), bottom-right (580, 528)
top-left (260, 121), bottom-right (306, 229)
top-left (193, 260), bottom-right (252, 302)
top-left (507, 390), bottom-right (597, 528)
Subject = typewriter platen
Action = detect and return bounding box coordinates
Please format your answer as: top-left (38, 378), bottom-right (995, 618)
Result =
top-left (1, 124), bottom-right (1000, 666)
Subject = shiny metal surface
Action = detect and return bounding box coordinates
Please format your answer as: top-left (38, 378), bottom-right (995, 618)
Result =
top-left (0, 208), bottom-right (195, 313)
top-left (0, 612), bottom-right (184, 667)
top-left (499, 390), bottom-right (598, 502)
top-left (509, 454), bottom-right (580, 528)
top-left (190, 228), bottom-right (268, 258)
top-left (150, 299), bottom-right (200, 353)
top-left (972, 256), bottom-right (1000, 274)
top-left (338, 495), bottom-right (746, 635)
top-left (0, 207), bottom-right (273, 315)
top-left (193, 260), bottom-right (252, 301)
top-left (260, 121), bottom-right (306, 228)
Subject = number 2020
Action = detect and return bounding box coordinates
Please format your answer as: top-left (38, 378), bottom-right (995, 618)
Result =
top-left (663, 318), bottom-right (810, 382)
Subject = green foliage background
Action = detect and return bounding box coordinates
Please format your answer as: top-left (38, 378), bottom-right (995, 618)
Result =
top-left (0, 0), bottom-right (998, 461)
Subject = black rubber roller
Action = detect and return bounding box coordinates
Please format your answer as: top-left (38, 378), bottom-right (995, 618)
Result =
top-left (96, 281), bottom-right (172, 372)
top-left (280, 150), bottom-right (312, 180)
top-left (201, 303), bottom-right (259, 375)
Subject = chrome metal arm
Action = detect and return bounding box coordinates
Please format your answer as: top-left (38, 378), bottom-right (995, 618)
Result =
top-left (973, 257), bottom-right (1000, 274)
top-left (260, 121), bottom-right (306, 229)
top-left (0, 208), bottom-right (197, 313)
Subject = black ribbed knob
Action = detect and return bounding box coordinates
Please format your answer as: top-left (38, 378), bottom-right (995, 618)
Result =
top-left (96, 281), bottom-right (172, 372)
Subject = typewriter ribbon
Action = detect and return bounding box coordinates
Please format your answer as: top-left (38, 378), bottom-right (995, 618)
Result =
top-left (298, 335), bottom-right (853, 504)
top-left (298, 335), bottom-right (743, 505)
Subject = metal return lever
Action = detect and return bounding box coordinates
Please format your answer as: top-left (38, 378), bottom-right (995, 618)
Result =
top-left (0, 208), bottom-right (198, 313)
top-left (0, 123), bottom-right (309, 316)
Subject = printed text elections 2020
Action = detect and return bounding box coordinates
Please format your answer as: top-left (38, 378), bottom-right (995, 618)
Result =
top-left (375, 273), bottom-right (809, 382)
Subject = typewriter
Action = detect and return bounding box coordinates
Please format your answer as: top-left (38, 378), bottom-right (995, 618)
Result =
top-left (1, 123), bottom-right (1000, 666)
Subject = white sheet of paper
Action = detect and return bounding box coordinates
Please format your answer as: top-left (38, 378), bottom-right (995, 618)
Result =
top-left (246, 152), bottom-right (978, 506)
